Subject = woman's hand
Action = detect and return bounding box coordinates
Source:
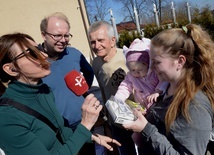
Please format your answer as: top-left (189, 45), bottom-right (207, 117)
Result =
top-left (92, 134), bottom-right (121, 151)
top-left (81, 94), bottom-right (102, 130)
top-left (123, 109), bottom-right (148, 132)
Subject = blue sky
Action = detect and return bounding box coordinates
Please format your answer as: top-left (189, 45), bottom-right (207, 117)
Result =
top-left (107, 0), bottom-right (214, 24)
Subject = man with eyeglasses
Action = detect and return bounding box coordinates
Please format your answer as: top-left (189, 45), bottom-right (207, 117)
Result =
top-left (40, 12), bottom-right (95, 155)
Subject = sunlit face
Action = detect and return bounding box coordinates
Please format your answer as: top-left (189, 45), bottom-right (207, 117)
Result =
top-left (42, 17), bottom-right (70, 53)
top-left (127, 61), bottom-right (148, 78)
top-left (150, 45), bottom-right (180, 83)
top-left (11, 40), bottom-right (50, 84)
top-left (89, 26), bottom-right (115, 58)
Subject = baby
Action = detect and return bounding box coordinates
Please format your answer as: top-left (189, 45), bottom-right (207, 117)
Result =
top-left (114, 38), bottom-right (168, 147)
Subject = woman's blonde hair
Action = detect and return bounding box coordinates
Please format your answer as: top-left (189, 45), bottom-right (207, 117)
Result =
top-left (151, 24), bottom-right (214, 131)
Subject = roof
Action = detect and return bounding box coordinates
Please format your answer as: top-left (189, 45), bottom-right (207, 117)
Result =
top-left (116, 21), bottom-right (144, 33)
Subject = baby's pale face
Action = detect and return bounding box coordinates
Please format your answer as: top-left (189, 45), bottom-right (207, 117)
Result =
top-left (128, 61), bottom-right (148, 78)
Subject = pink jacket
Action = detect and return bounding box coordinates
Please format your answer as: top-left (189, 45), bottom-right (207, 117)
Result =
top-left (115, 70), bottom-right (168, 110)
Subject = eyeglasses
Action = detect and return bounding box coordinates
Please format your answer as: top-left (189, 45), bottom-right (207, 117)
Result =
top-left (44, 31), bottom-right (73, 41)
top-left (11, 46), bottom-right (43, 62)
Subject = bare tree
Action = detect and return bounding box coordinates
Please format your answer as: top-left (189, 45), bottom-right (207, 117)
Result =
top-left (85, 0), bottom-right (176, 26)
top-left (173, 1), bottom-right (196, 25)
top-left (85, 0), bottom-right (110, 24)
top-left (152, 0), bottom-right (171, 24)
top-left (115, 0), bottom-right (152, 24)
top-left (113, 0), bottom-right (171, 25)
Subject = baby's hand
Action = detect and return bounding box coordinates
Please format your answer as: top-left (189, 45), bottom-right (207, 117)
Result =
top-left (147, 93), bottom-right (159, 103)
top-left (135, 107), bottom-right (146, 115)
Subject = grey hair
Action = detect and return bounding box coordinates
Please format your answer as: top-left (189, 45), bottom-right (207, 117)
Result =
top-left (88, 21), bottom-right (115, 38)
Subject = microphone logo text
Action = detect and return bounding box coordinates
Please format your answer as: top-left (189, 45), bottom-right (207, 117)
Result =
top-left (75, 75), bottom-right (86, 87)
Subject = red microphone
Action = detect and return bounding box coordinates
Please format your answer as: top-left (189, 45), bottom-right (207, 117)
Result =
top-left (64, 70), bottom-right (89, 97)
top-left (64, 70), bottom-right (107, 121)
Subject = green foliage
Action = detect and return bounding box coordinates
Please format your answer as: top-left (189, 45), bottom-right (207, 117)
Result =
top-left (192, 5), bottom-right (214, 40)
top-left (140, 5), bottom-right (214, 40)
top-left (143, 24), bottom-right (179, 39)
top-left (117, 30), bottom-right (141, 48)
top-left (144, 24), bottom-right (164, 39)
top-left (117, 5), bottom-right (214, 44)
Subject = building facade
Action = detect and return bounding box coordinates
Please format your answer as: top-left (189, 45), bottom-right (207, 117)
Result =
top-left (0, 0), bottom-right (92, 59)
